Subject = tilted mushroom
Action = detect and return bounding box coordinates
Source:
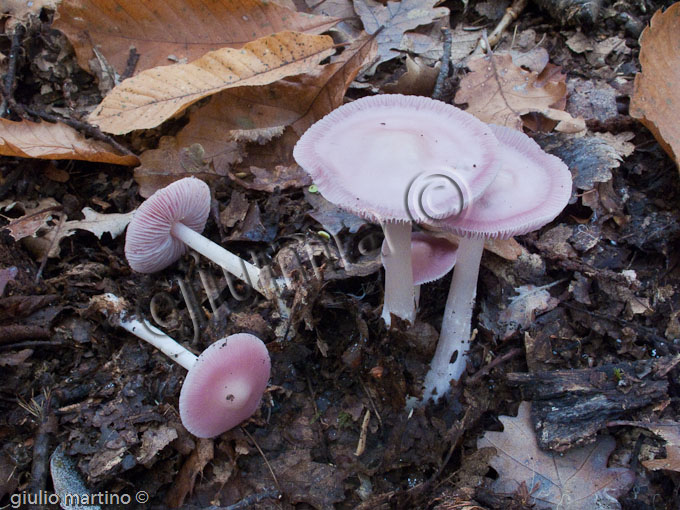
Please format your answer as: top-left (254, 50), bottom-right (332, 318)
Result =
top-left (294, 94), bottom-right (499, 325)
top-left (417, 125), bottom-right (571, 404)
top-left (125, 177), bottom-right (266, 295)
top-left (93, 293), bottom-right (271, 438)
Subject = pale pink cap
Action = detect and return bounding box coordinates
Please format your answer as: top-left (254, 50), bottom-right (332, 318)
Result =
top-left (125, 177), bottom-right (210, 273)
top-left (179, 333), bottom-right (271, 438)
top-left (293, 94), bottom-right (499, 223)
top-left (382, 232), bottom-right (457, 285)
top-left (432, 125), bottom-right (572, 239)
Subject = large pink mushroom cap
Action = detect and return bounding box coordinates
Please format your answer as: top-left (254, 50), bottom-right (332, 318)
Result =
top-left (382, 232), bottom-right (458, 285)
top-left (125, 177), bottom-right (210, 273)
top-left (293, 94), bottom-right (500, 223)
top-left (432, 125), bottom-right (572, 239)
top-left (179, 333), bottom-right (271, 438)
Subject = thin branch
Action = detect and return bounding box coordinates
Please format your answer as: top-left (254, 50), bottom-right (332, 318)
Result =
top-left (432, 28), bottom-right (452, 100)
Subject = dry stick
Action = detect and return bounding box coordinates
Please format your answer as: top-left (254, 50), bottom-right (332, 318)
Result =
top-left (22, 106), bottom-right (135, 157)
top-left (0, 325), bottom-right (51, 344)
top-left (26, 393), bottom-right (58, 510)
top-left (0, 340), bottom-right (63, 352)
top-left (1, 24), bottom-right (25, 118)
top-left (432, 27), bottom-right (452, 101)
top-left (474, 0), bottom-right (528, 54)
top-left (121, 47), bottom-right (140, 80)
top-left (241, 427), bottom-right (281, 492)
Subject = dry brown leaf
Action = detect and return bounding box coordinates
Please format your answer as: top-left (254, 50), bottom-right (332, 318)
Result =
top-left (89, 32), bottom-right (336, 134)
top-left (353, 0), bottom-right (448, 70)
top-left (384, 56), bottom-right (439, 96)
top-left (498, 283), bottom-right (560, 339)
top-left (135, 34), bottom-right (376, 195)
top-left (610, 421), bottom-right (680, 472)
top-left (455, 53), bottom-right (569, 130)
top-left (0, 119), bottom-right (138, 165)
top-left (53, 0), bottom-right (340, 76)
top-left (479, 402), bottom-right (635, 510)
top-left (1, 198), bottom-right (61, 241)
top-left (4, 0), bottom-right (59, 22)
top-left (165, 438), bottom-right (214, 508)
top-left (630, 2), bottom-right (680, 166)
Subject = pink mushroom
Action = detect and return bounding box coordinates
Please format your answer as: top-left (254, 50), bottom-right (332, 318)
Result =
top-left (125, 177), bottom-right (266, 295)
top-left (382, 231), bottom-right (457, 311)
top-left (417, 125), bottom-right (572, 404)
top-left (93, 294), bottom-right (271, 438)
top-left (294, 94), bottom-right (499, 325)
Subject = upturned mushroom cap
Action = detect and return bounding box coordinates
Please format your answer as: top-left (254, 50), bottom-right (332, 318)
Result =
top-left (179, 333), bottom-right (271, 438)
top-left (382, 232), bottom-right (458, 285)
top-left (431, 125), bottom-right (572, 239)
top-left (125, 177), bottom-right (210, 273)
top-left (293, 94), bottom-right (500, 223)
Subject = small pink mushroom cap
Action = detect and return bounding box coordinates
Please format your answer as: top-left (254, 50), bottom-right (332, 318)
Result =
top-left (382, 232), bottom-right (458, 285)
top-left (179, 333), bottom-right (271, 438)
top-left (125, 177), bottom-right (210, 273)
top-left (293, 94), bottom-right (500, 223)
top-left (432, 125), bottom-right (572, 239)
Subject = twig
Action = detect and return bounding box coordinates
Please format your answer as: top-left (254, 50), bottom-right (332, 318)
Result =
top-left (26, 391), bottom-right (58, 509)
top-left (1, 24), bottom-right (25, 118)
top-left (432, 28), bottom-right (452, 101)
top-left (0, 340), bottom-right (63, 352)
top-left (35, 213), bottom-right (66, 283)
top-left (474, 0), bottom-right (528, 53)
top-left (121, 47), bottom-right (140, 81)
top-left (467, 347), bottom-right (522, 384)
top-left (0, 325), bottom-right (51, 344)
top-left (23, 106), bottom-right (135, 157)
top-left (241, 427), bottom-right (280, 492)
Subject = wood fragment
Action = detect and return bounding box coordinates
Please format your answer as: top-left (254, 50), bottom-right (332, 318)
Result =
top-left (507, 356), bottom-right (675, 451)
top-left (432, 28), bottom-right (452, 101)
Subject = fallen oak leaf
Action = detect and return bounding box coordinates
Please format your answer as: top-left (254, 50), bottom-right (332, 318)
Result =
top-left (53, 0), bottom-right (340, 77)
top-left (478, 402), bottom-right (635, 510)
top-left (629, 2), bottom-right (680, 167)
top-left (455, 53), bottom-right (571, 131)
top-left (89, 31), bottom-right (336, 134)
top-left (0, 118), bottom-right (138, 165)
top-left (608, 421), bottom-right (680, 472)
top-left (353, 0), bottom-right (449, 71)
top-left (1, 198), bottom-right (62, 241)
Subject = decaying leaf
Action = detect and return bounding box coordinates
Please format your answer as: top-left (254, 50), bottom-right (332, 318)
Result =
top-left (165, 438), bottom-right (214, 508)
top-left (0, 119), bottom-right (138, 165)
top-left (384, 56), bottom-right (439, 96)
top-left (479, 402), bottom-right (635, 510)
top-left (630, 2), bottom-right (680, 167)
top-left (135, 34), bottom-right (376, 195)
top-left (53, 0), bottom-right (340, 76)
top-left (1, 198), bottom-right (62, 241)
top-left (353, 0), bottom-right (448, 70)
top-left (136, 425), bottom-right (178, 466)
top-left (4, 0), bottom-right (60, 22)
top-left (455, 53), bottom-right (572, 131)
top-left (15, 207), bottom-right (133, 259)
top-left (497, 283), bottom-right (560, 339)
top-left (611, 421), bottom-right (680, 473)
top-left (89, 32), bottom-right (336, 134)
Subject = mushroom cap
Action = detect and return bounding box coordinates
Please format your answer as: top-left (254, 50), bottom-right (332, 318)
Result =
top-left (179, 333), bottom-right (271, 438)
top-left (382, 232), bottom-right (458, 285)
top-left (293, 94), bottom-right (500, 224)
top-left (430, 125), bottom-right (572, 240)
top-left (125, 177), bottom-right (210, 273)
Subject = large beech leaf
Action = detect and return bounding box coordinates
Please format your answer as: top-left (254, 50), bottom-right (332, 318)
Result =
top-left (478, 402), bottom-right (635, 510)
top-left (134, 34), bottom-right (377, 196)
top-left (629, 2), bottom-right (680, 167)
top-left (88, 32), bottom-right (335, 134)
top-left (0, 118), bottom-right (138, 165)
top-left (53, 0), bottom-right (340, 76)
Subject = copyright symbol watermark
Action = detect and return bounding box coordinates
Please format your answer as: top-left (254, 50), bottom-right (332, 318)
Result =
top-left (136, 491), bottom-right (149, 504)
top-left (405, 169), bottom-right (470, 223)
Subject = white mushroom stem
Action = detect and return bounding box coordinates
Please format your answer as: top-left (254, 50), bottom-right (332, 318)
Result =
top-left (98, 293), bottom-right (198, 370)
top-left (421, 236), bottom-right (484, 402)
top-left (118, 314), bottom-right (198, 370)
top-left (170, 222), bottom-right (266, 296)
top-left (380, 221), bottom-right (416, 326)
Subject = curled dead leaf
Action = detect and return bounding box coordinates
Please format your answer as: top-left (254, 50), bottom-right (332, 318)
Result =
top-left (630, 2), bottom-right (680, 167)
top-left (89, 32), bottom-right (336, 134)
top-left (0, 119), bottom-right (138, 165)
